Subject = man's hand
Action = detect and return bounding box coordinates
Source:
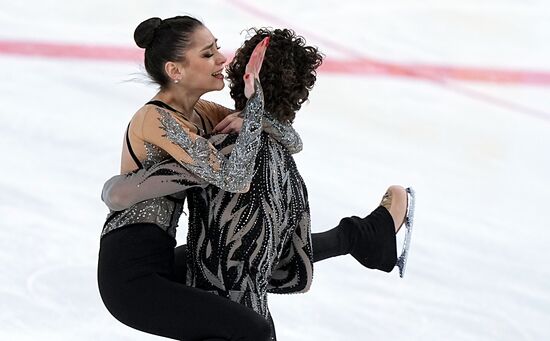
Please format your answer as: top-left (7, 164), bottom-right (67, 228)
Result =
top-left (213, 112), bottom-right (243, 134)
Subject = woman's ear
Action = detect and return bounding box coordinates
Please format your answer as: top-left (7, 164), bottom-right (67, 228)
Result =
top-left (165, 61), bottom-right (184, 83)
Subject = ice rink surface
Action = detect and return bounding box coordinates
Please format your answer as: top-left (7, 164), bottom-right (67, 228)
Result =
top-left (1, 0), bottom-right (549, 340)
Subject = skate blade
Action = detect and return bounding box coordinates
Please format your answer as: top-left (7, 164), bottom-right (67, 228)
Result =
top-left (396, 187), bottom-right (415, 278)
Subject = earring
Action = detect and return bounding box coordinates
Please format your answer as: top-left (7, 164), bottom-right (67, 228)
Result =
top-left (174, 79), bottom-right (179, 84)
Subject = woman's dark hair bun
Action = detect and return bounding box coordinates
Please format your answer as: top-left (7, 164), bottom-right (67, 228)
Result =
top-left (134, 17), bottom-right (163, 49)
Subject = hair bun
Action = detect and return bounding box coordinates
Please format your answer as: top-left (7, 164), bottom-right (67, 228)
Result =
top-left (134, 17), bottom-right (162, 49)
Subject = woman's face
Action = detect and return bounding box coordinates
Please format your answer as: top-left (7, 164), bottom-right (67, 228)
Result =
top-left (179, 26), bottom-right (227, 94)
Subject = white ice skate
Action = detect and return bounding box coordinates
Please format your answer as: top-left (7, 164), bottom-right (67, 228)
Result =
top-left (396, 187), bottom-right (415, 278)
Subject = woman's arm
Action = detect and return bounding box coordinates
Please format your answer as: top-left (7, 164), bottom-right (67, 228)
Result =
top-left (104, 93), bottom-right (263, 210)
top-left (102, 133), bottom-right (240, 211)
top-left (137, 81), bottom-right (263, 194)
top-left (131, 38), bottom-right (267, 194)
top-left (102, 110), bottom-right (303, 212)
top-left (103, 98), bottom-right (262, 210)
top-left (101, 159), bottom-right (206, 211)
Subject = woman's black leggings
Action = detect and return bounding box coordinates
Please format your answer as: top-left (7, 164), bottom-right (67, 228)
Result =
top-left (97, 223), bottom-right (272, 341)
top-left (97, 206), bottom-right (394, 341)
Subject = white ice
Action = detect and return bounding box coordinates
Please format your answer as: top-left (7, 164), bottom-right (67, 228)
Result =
top-left (1, 0), bottom-right (549, 340)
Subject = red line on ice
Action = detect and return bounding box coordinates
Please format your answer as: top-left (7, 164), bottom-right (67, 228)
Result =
top-left (0, 40), bottom-right (142, 61)
top-left (226, 0), bottom-right (550, 121)
top-left (2, 39), bottom-right (550, 86)
top-left (321, 58), bottom-right (550, 85)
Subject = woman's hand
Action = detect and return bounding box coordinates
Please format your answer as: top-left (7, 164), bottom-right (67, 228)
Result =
top-left (244, 36), bottom-right (269, 99)
top-left (213, 38), bottom-right (268, 134)
top-left (213, 112), bottom-right (243, 134)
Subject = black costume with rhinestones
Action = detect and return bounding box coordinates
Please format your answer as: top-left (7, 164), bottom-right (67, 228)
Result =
top-left (100, 80), bottom-right (398, 341)
top-left (102, 128), bottom-right (312, 341)
top-left (99, 84), bottom-right (279, 341)
top-left (184, 131), bottom-right (313, 318)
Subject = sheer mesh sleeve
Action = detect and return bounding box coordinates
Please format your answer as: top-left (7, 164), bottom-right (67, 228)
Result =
top-left (101, 160), bottom-right (205, 211)
top-left (102, 134), bottom-right (238, 211)
top-left (261, 113), bottom-right (303, 154)
top-left (103, 82), bottom-right (264, 211)
top-left (138, 80), bottom-right (264, 193)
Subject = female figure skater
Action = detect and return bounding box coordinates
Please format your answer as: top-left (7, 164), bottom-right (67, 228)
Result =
top-left (101, 25), bottom-right (415, 339)
top-left (97, 16), bottom-right (276, 341)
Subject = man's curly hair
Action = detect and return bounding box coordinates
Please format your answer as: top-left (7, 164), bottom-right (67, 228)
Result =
top-left (226, 28), bottom-right (324, 123)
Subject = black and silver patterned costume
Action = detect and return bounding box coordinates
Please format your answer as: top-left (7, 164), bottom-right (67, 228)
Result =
top-left (101, 82), bottom-right (313, 320)
top-left (185, 132), bottom-right (313, 318)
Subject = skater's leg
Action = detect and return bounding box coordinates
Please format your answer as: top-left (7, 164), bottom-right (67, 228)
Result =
top-left (312, 206), bottom-right (396, 271)
top-left (342, 205), bottom-right (397, 272)
top-left (311, 228), bottom-right (349, 262)
top-left (98, 224), bottom-right (271, 341)
top-left (104, 273), bottom-right (271, 341)
top-left (312, 185), bottom-right (408, 272)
